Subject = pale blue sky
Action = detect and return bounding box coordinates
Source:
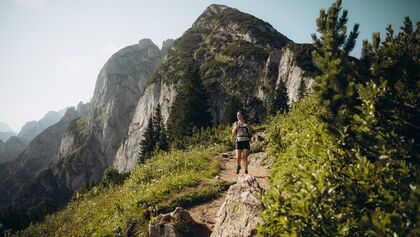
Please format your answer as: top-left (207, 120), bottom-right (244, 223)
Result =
top-left (1, 0), bottom-right (419, 132)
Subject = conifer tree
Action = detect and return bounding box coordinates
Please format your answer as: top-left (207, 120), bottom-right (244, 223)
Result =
top-left (222, 95), bottom-right (242, 124)
top-left (138, 117), bottom-right (155, 163)
top-left (167, 62), bottom-right (211, 147)
top-left (297, 79), bottom-right (307, 100)
top-left (311, 0), bottom-right (360, 133)
top-left (152, 104), bottom-right (169, 151)
top-left (268, 79), bottom-right (289, 115)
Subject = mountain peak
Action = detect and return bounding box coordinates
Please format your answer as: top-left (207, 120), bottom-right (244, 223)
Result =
top-left (138, 38), bottom-right (156, 49)
top-left (161, 39), bottom-right (174, 53)
top-left (0, 121), bottom-right (14, 133)
top-left (192, 4), bottom-right (290, 49)
top-left (202, 4), bottom-right (229, 15)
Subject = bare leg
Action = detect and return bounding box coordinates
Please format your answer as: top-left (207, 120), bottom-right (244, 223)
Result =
top-left (236, 149), bottom-right (243, 174)
top-left (236, 149), bottom-right (242, 166)
top-left (243, 149), bottom-right (250, 173)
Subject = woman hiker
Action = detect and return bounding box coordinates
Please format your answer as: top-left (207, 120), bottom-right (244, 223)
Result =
top-left (232, 111), bottom-right (252, 174)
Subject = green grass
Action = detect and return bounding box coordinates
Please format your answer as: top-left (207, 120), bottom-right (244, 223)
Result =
top-left (19, 145), bottom-right (229, 236)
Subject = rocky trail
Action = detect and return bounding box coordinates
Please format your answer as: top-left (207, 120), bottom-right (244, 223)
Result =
top-left (149, 132), bottom-right (275, 237)
top-left (187, 149), bottom-right (272, 232)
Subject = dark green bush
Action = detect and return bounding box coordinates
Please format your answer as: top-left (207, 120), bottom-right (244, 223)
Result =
top-left (101, 167), bottom-right (128, 188)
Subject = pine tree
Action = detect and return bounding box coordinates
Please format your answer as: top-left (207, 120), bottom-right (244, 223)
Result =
top-left (311, 0), bottom-right (360, 134)
top-left (222, 95), bottom-right (242, 124)
top-left (138, 117), bottom-right (155, 163)
top-left (167, 62), bottom-right (211, 148)
top-left (297, 79), bottom-right (307, 100)
top-left (268, 79), bottom-right (289, 115)
top-left (152, 104), bottom-right (169, 152)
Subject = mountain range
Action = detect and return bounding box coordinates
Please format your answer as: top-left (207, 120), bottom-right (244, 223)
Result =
top-left (0, 4), bottom-right (319, 231)
top-left (0, 108), bottom-right (68, 164)
top-left (0, 121), bottom-right (15, 142)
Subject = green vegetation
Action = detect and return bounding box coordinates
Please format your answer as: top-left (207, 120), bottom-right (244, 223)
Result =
top-left (221, 42), bottom-right (268, 61)
top-left (258, 0), bottom-right (419, 236)
top-left (311, 0), bottom-right (360, 136)
top-left (286, 42), bottom-right (321, 77)
top-left (167, 62), bottom-right (212, 149)
top-left (19, 145), bottom-right (229, 236)
top-left (222, 95), bottom-right (243, 124)
top-left (297, 78), bottom-right (307, 100)
top-left (139, 104), bottom-right (169, 163)
top-left (100, 167), bottom-right (129, 188)
top-left (67, 116), bottom-right (90, 144)
top-left (267, 78), bottom-right (289, 115)
top-left (139, 117), bottom-right (155, 163)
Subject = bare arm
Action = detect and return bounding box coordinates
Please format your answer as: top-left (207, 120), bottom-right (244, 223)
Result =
top-left (232, 122), bottom-right (238, 137)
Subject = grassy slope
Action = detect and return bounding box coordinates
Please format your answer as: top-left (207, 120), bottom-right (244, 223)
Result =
top-left (19, 145), bottom-right (231, 236)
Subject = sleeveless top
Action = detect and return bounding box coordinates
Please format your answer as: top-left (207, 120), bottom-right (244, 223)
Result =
top-left (234, 121), bottom-right (251, 142)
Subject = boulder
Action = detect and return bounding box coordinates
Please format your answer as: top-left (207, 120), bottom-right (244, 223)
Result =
top-left (248, 152), bottom-right (274, 167)
top-left (211, 175), bottom-right (263, 237)
top-left (149, 207), bottom-right (211, 237)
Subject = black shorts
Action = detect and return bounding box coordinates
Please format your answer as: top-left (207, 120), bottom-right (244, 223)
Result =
top-left (235, 140), bottom-right (250, 150)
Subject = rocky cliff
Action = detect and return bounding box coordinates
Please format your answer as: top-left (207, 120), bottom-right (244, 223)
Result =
top-left (50, 39), bottom-right (166, 193)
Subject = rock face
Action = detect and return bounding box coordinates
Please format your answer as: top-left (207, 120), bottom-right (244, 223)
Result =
top-left (211, 175), bottom-right (263, 237)
top-left (0, 136), bottom-right (26, 163)
top-left (0, 105), bottom-right (87, 224)
top-left (149, 207), bottom-right (211, 237)
top-left (258, 42), bottom-right (319, 104)
top-left (18, 109), bottom-right (66, 144)
top-left (51, 39), bottom-right (165, 192)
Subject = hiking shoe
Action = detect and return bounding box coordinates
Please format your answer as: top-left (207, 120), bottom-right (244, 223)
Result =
top-left (236, 165), bottom-right (241, 174)
top-left (245, 169), bottom-right (248, 174)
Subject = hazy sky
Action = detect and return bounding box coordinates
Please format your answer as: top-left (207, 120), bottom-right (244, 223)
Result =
top-left (1, 0), bottom-right (419, 132)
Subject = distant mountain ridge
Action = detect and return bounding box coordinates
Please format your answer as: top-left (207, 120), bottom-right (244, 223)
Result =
top-left (17, 108), bottom-right (67, 144)
top-left (0, 121), bottom-right (16, 142)
top-left (0, 107), bottom-right (69, 165)
top-left (0, 121), bottom-right (14, 133)
top-left (0, 136), bottom-right (25, 164)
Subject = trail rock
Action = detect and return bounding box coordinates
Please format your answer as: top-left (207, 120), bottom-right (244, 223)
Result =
top-left (149, 207), bottom-right (211, 237)
top-left (248, 152), bottom-right (274, 166)
top-left (211, 175), bottom-right (263, 237)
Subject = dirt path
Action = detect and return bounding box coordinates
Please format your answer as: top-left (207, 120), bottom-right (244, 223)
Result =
top-left (187, 149), bottom-right (270, 231)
